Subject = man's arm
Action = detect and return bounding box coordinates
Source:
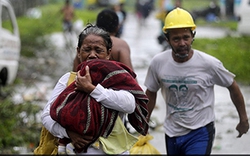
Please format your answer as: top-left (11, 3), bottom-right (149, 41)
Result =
top-left (145, 89), bottom-right (157, 121)
top-left (227, 80), bottom-right (249, 137)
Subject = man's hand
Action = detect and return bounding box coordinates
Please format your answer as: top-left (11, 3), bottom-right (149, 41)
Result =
top-left (236, 119), bottom-right (249, 138)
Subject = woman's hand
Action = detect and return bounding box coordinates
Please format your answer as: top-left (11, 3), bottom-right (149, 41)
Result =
top-left (66, 129), bottom-right (93, 150)
top-left (75, 65), bottom-right (95, 93)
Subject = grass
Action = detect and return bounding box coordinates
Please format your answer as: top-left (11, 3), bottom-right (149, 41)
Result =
top-left (17, 1), bottom-right (100, 57)
top-left (193, 37), bottom-right (250, 84)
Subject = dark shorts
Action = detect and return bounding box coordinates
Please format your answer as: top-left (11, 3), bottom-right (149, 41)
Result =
top-left (165, 122), bottom-right (215, 155)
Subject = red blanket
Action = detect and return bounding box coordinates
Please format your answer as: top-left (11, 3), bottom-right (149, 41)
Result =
top-left (50, 59), bottom-right (149, 153)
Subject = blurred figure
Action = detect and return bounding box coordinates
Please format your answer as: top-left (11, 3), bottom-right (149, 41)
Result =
top-left (156, 0), bottom-right (182, 51)
top-left (61, 0), bottom-right (75, 32)
top-left (135, 0), bottom-right (154, 26)
top-left (157, 0), bottom-right (182, 30)
top-left (111, 2), bottom-right (126, 37)
top-left (191, 0), bottom-right (220, 22)
top-left (117, 2), bottom-right (127, 37)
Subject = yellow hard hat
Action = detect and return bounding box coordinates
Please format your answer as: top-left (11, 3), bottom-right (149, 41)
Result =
top-left (162, 7), bottom-right (196, 33)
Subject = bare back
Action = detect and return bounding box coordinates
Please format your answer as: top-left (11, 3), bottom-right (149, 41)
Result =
top-left (109, 36), bottom-right (134, 70)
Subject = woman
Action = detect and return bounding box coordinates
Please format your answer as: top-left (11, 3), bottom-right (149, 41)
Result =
top-left (41, 24), bottom-right (148, 155)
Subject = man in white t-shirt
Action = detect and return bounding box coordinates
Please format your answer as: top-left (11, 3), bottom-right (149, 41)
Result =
top-left (144, 7), bottom-right (249, 155)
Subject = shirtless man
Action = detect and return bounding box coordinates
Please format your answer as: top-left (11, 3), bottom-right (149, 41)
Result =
top-left (61, 0), bottom-right (74, 32)
top-left (73, 9), bottom-right (133, 72)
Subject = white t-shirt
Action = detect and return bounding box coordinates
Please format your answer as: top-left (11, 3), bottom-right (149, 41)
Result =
top-left (144, 49), bottom-right (235, 137)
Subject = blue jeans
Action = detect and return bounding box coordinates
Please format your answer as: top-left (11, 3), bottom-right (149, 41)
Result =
top-left (165, 122), bottom-right (215, 155)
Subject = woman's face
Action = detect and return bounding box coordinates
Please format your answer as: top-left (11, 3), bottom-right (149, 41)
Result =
top-left (77, 34), bottom-right (110, 62)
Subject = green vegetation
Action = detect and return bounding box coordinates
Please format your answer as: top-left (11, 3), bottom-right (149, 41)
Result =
top-left (0, 95), bottom-right (41, 154)
top-left (18, 1), bottom-right (100, 57)
top-left (182, 0), bottom-right (212, 10)
top-left (193, 37), bottom-right (250, 84)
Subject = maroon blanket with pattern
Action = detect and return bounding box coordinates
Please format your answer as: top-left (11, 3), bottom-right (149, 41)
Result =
top-left (50, 59), bottom-right (149, 153)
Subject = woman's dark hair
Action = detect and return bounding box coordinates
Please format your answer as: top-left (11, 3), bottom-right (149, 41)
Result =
top-left (77, 23), bottom-right (112, 51)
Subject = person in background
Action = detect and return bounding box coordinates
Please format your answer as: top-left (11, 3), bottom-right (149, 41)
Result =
top-left (144, 7), bottom-right (249, 155)
top-left (73, 9), bottom-right (133, 72)
top-left (156, 0), bottom-right (182, 50)
top-left (112, 2), bottom-right (127, 37)
top-left (191, 0), bottom-right (221, 22)
top-left (135, 0), bottom-right (154, 26)
top-left (61, 0), bottom-right (75, 32)
top-left (42, 24), bottom-right (148, 154)
top-left (135, 0), bottom-right (142, 25)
